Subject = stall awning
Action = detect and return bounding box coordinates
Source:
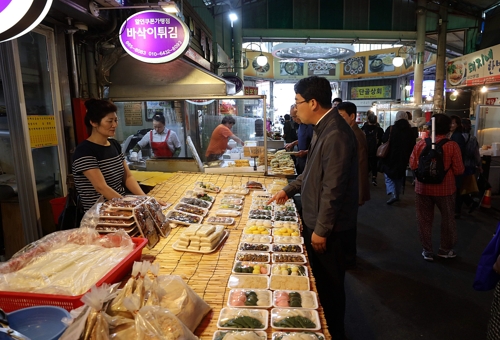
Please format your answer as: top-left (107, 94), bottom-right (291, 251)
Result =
top-left (108, 56), bottom-right (236, 100)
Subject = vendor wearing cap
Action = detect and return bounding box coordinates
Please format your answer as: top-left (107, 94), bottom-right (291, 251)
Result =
top-left (205, 115), bottom-right (243, 162)
top-left (134, 113), bottom-right (182, 157)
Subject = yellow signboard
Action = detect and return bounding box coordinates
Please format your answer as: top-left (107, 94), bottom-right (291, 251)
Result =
top-left (27, 115), bottom-right (58, 148)
top-left (351, 85), bottom-right (392, 99)
top-left (244, 51), bottom-right (274, 78)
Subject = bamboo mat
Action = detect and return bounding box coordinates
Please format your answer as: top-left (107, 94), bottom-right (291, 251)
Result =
top-left (144, 172), bottom-right (332, 340)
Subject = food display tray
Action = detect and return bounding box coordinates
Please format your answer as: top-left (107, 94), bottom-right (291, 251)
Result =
top-left (227, 289), bottom-right (272, 309)
top-left (269, 275), bottom-right (310, 291)
top-left (272, 253), bottom-right (307, 264)
top-left (228, 275), bottom-right (270, 290)
top-left (217, 307), bottom-right (269, 331)
top-left (238, 242), bottom-right (271, 252)
top-left (96, 220), bottom-right (135, 227)
top-left (179, 197), bottom-right (213, 209)
top-left (165, 210), bottom-right (203, 225)
top-left (222, 186), bottom-right (250, 195)
top-left (235, 252), bottom-right (270, 263)
top-left (218, 204), bottom-right (243, 211)
top-left (194, 181), bottom-right (221, 193)
top-left (206, 216), bottom-right (235, 225)
top-left (270, 264), bottom-right (308, 277)
top-left (232, 262), bottom-right (270, 275)
top-left (246, 220), bottom-right (273, 228)
top-left (273, 216), bottom-right (299, 223)
top-left (0, 237), bottom-right (148, 312)
top-left (241, 234), bottom-right (272, 244)
top-left (185, 190), bottom-right (215, 203)
top-left (242, 226), bottom-right (271, 237)
top-left (172, 231), bottom-right (228, 254)
top-left (270, 308), bottom-right (321, 331)
top-left (213, 331), bottom-right (267, 340)
top-left (215, 209), bottom-right (241, 217)
top-left (96, 225), bottom-right (138, 234)
top-left (271, 244), bottom-right (303, 253)
top-left (273, 236), bottom-right (304, 245)
top-left (220, 198), bottom-right (244, 205)
top-left (271, 332), bottom-right (325, 340)
top-left (223, 193), bottom-right (246, 200)
top-left (174, 203), bottom-right (209, 217)
top-left (272, 290), bottom-right (318, 309)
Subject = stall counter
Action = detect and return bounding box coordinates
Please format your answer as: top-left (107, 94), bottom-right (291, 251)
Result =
top-left (143, 172), bottom-right (331, 339)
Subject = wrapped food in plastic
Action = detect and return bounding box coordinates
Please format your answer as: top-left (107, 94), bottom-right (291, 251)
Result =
top-left (107, 261), bottom-right (140, 318)
top-left (0, 228), bottom-right (135, 295)
top-left (158, 275), bottom-right (211, 332)
top-left (80, 284), bottom-right (117, 340)
top-left (133, 261), bottom-right (150, 308)
top-left (137, 305), bottom-right (198, 340)
top-left (145, 263), bottom-right (165, 306)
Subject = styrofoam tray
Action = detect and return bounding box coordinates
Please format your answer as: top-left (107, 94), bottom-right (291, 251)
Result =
top-left (273, 290), bottom-right (318, 309)
top-left (165, 210), bottom-right (202, 225)
top-left (227, 289), bottom-right (272, 308)
top-left (184, 190), bottom-right (215, 203)
top-left (235, 252), bottom-right (270, 263)
top-left (207, 216), bottom-right (235, 225)
top-left (270, 264), bottom-right (308, 277)
top-left (232, 262), bottom-right (270, 275)
top-left (246, 220), bottom-right (273, 228)
top-left (249, 204), bottom-right (274, 211)
top-left (223, 193), bottom-right (246, 200)
top-left (273, 236), bottom-right (304, 244)
top-left (271, 244), bottom-right (303, 253)
top-left (228, 275), bottom-right (270, 290)
top-left (222, 186), bottom-right (249, 195)
top-left (238, 242), bottom-right (271, 252)
top-left (174, 203), bottom-right (209, 216)
top-left (213, 331), bottom-right (267, 340)
top-left (273, 216), bottom-right (298, 222)
top-left (269, 276), bottom-right (310, 291)
top-left (172, 231), bottom-right (228, 254)
top-left (242, 226), bottom-right (271, 237)
top-left (217, 308), bottom-right (269, 330)
top-left (194, 181), bottom-right (221, 193)
top-left (241, 234), bottom-right (272, 244)
top-left (272, 253), bottom-right (306, 264)
top-left (270, 308), bottom-right (320, 331)
top-left (97, 220), bottom-right (135, 227)
top-left (180, 196), bottom-right (212, 209)
top-left (215, 209), bottom-right (241, 217)
top-left (272, 332), bottom-right (325, 340)
top-left (220, 198), bottom-right (244, 205)
top-left (218, 203), bottom-right (243, 211)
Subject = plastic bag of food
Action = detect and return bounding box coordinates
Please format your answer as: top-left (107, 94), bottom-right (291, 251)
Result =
top-left (80, 196), bottom-right (106, 229)
top-left (145, 263), bottom-right (165, 306)
top-left (158, 275), bottom-right (211, 332)
top-left (0, 228), bottom-right (135, 295)
top-left (104, 311), bottom-right (136, 340)
top-left (80, 284), bottom-right (117, 340)
top-left (132, 261), bottom-right (150, 307)
top-left (107, 261), bottom-right (140, 318)
top-left (137, 305), bottom-right (198, 340)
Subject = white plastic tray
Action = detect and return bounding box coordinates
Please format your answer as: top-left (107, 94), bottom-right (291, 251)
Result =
top-left (215, 209), bottom-right (242, 217)
top-left (270, 264), bottom-right (308, 277)
top-left (271, 244), bottom-right (303, 253)
top-left (232, 262), bottom-right (270, 275)
top-left (269, 276), bottom-right (310, 291)
top-left (271, 332), bottom-right (325, 340)
top-left (272, 253), bottom-right (306, 264)
top-left (227, 289), bottom-right (272, 308)
top-left (235, 252), bottom-right (270, 263)
top-left (243, 226), bottom-right (271, 237)
top-left (218, 203), bottom-right (243, 211)
top-left (172, 231), bottom-right (228, 254)
top-left (246, 220), bottom-right (273, 228)
top-left (165, 210), bottom-right (202, 225)
top-left (273, 290), bottom-right (318, 309)
top-left (213, 331), bottom-right (267, 340)
top-left (273, 236), bottom-right (304, 244)
top-left (207, 216), bottom-right (235, 225)
top-left (238, 242), bottom-right (271, 252)
top-left (220, 198), bottom-right (244, 205)
top-left (179, 196), bottom-right (212, 209)
top-left (241, 234), bottom-right (272, 244)
top-left (223, 193), bottom-right (246, 200)
top-left (273, 216), bottom-right (299, 222)
top-left (222, 186), bottom-right (249, 195)
top-left (184, 190), bottom-right (215, 203)
top-left (97, 219), bottom-right (135, 227)
top-left (194, 181), bottom-right (221, 193)
top-left (217, 308), bottom-right (269, 330)
top-left (174, 203), bottom-right (209, 217)
top-left (228, 275), bottom-right (270, 290)
top-left (250, 204), bottom-right (274, 212)
top-left (270, 308), bottom-right (320, 331)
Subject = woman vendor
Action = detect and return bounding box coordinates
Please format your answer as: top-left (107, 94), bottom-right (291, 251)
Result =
top-left (134, 113), bottom-right (182, 157)
top-left (72, 99), bottom-right (145, 212)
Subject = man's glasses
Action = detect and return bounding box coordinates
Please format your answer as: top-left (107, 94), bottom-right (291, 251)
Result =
top-left (295, 100), bottom-right (309, 105)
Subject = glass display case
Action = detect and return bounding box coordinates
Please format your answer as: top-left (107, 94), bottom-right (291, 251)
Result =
top-left (474, 105), bottom-right (500, 153)
top-left (375, 102), bottom-right (433, 131)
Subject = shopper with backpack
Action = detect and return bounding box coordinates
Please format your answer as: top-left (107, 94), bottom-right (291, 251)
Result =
top-left (410, 114), bottom-right (464, 262)
top-left (361, 111), bottom-right (384, 186)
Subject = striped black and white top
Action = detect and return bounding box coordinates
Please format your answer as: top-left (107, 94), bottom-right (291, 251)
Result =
top-left (72, 139), bottom-right (125, 212)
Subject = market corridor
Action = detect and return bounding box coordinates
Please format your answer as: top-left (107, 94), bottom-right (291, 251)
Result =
top-left (340, 179), bottom-right (499, 339)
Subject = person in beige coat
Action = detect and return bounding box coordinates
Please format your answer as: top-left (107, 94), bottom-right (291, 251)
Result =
top-left (337, 101), bottom-right (370, 268)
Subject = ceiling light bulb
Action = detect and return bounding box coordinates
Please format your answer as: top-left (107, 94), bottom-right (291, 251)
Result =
top-left (450, 90), bottom-right (458, 101)
top-left (405, 85), bottom-right (411, 91)
top-left (392, 56), bottom-right (404, 67)
top-left (229, 13), bottom-right (237, 22)
top-left (256, 54), bottom-right (268, 66)
top-left (481, 86), bottom-right (488, 93)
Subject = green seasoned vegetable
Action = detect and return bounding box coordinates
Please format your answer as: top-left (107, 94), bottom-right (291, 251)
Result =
top-left (274, 332), bottom-right (324, 340)
top-left (221, 316), bottom-right (264, 329)
top-left (214, 331), bottom-right (228, 340)
top-left (273, 316), bottom-right (316, 329)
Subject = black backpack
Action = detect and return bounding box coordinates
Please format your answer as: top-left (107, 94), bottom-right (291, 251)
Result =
top-left (415, 138), bottom-right (450, 184)
top-left (364, 128), bottom-right (379, 156)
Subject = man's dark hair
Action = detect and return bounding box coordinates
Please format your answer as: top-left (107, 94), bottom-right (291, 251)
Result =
top-left (294, 76), bottom-right (332, 109)
top-left (461, 118), bottom-right (472, 133)
top-left (332, 97), bottom-right (342, 104)
top-left (450, 115), bottom-right (463, 133)
top-left (222, 115), bottom-right (236, 125)
top-left (433, 114), bottom-right (452, 135)
top-left (337, 101), bottom-right (357, 116)
top-left (367, 112), bottom-right (378, 124)
top-left (284, 114), bottom-right (291, 121)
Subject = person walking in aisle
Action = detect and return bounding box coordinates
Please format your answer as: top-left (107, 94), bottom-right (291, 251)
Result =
top-left (283, 111), bottom-right (298, 144)
top-left (361, 112), bottom-right (384, 186)
top-left (410, 114), bottom-right (464, 261)
top-left (285, 104), bottom-right (314, 175)
top-left (337, 101), bottom-right (370, 268)
top-left (379, 111), bottom-right (416, 205)
top-left (268, 76), bottom-right (358, 339)
top-left (458, 118), bottom-right (482, 213)
top-left (449, 115), bottom-right (467, 218)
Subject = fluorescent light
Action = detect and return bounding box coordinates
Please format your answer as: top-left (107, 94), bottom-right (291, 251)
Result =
top-left (158, 1), bottom-right (179, 13)
top-left (392, 56), bottom-right (404, 67)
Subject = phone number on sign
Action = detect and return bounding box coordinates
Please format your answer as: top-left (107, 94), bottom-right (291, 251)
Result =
top-left (125, 41), bottom-right (182, 56)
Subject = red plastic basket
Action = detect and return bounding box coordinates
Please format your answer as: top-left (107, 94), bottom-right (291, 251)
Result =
top-left (0, 237), bottom-right (148, 312)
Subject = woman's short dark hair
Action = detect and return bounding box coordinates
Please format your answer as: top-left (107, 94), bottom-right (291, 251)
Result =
top-left (222, 115), bottom-right (236, 125)
top-left (294, 76), bottom-right (332, 109)
top-left (84, 99), bottom-right (117, 135)
top-left (433, 114), bottom-right (452, 135)
top-left (461, 118), bottom-right (472, 133)
top-left (284, 114), bottom-right (291, 120)
top-left (450, 115), bottom-right (463, 133)
top-left (153, 113), bottom-right (165, 125)
top-left (367, 112), bottom-right (378, 124)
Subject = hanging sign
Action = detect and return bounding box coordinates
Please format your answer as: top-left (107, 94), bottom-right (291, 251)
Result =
top-left (447, 45), bottom-right (500, 87)
top-left (350, 85), bottom-right (392, 99)
top-left (0, 0), bottom-right (53, 42)
top-left (245, 86), bottom-right (258, 95)
top-left (119, 10), bottom-right (190, 64)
